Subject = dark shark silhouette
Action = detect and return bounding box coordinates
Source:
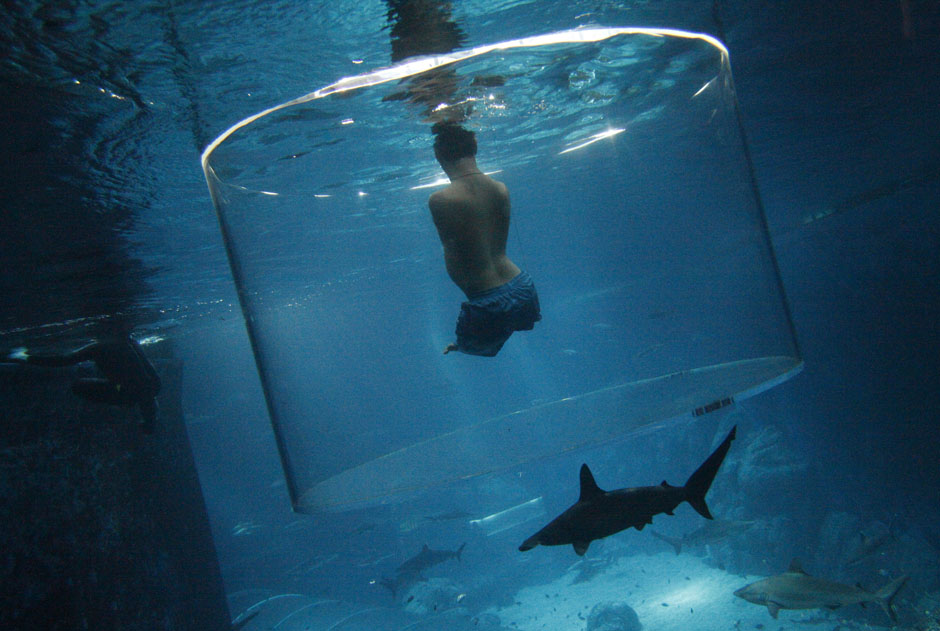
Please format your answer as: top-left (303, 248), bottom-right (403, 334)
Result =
top-left (650, 518), bottom-right (755, 555)
top-left (379, 572), bottom-right (422, 598)
top-left (379, 542), bottom-right (466, 598)
top-left (519, 426), bottom-right (736, 555)
top-left (397, 542), bottom-right (465, 574)
top-left (845, 529), bottom-right (894, 566)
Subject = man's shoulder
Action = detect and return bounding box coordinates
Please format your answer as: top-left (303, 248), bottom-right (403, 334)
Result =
top-left (428, 185), bottom-right (460, 209)
top-left (428, 188), bottom-right (456, 227)
top-left (428, 186), bottom-right (449, 202)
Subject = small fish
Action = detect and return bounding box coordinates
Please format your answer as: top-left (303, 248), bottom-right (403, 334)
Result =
top-left (231, 521), bottom-right (262, 536)
top-left (355, 552), bottom-right (395, 568)
top-left (423, 510), bottom-right (470, 523)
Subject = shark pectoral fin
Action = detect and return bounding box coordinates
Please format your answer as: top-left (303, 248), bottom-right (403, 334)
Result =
top-left (767, 603), bottom-right (780, 619)
top-left (573, 541), bottom-right (590, 556)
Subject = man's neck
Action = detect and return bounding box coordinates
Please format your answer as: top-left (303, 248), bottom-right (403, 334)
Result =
top-left (444, 158), bottom-right (482, 181)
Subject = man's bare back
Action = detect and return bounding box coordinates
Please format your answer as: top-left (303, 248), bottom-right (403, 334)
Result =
top-left (429, 123), bottom-right (540, 356)
top-left (429, 171), bottom-right (521, 296)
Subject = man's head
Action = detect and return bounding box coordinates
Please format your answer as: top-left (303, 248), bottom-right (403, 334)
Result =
top-left (432, 122), bottom-right (477, 164)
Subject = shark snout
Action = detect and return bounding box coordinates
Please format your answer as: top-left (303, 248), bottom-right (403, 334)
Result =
top-left (732, 586), bottom-right (767, 607)
top-left (733, 586), bottom-right (754, 601)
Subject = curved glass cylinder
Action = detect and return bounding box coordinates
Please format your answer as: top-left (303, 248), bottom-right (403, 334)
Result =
top-left (202, 27), bottom-right (801, 512)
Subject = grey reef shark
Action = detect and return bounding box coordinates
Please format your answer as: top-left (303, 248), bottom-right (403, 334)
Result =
top-left (397, 542), bottom-right (466, 575)
top-left (650, 518), bottom-right (755, 555)
top-left (519, 426), bottom-right (736, 556)
top-left (844, 528), bottom-right (894, 567)
top-left (380, 542), bottom-right (466, 597)
top-left (734, 559), bottom-right (907, 622)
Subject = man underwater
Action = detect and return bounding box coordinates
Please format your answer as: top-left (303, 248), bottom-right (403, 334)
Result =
top-left (428, 122), bottom-right (541, 356)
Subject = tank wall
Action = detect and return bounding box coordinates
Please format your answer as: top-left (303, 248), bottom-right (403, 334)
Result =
top-left (0, 342), bottom-right (230, 630)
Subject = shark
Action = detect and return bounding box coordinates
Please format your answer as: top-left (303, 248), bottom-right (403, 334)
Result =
top-left (650, 518), bottom-right (755, 555)
top-left (379, 542), bottom-right (467, 598)
top-left (519, 426), bottom-right (736, 556)
top-left (397, 542), bottom-right (466, 575)
top-left (844, 529), bottom-right (894, 566)
top-left (378, 572), bottom-right (423, 598)
top-left (734, 559), bottom-right (907, 621)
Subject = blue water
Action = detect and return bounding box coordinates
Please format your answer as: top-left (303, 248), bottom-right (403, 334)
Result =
top-left (2, 0), bottom-right (939, 629)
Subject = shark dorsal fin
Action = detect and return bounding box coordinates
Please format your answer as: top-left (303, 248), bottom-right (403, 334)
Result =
top-left (787, 559), bottom-right (808, 574)
top-left (579, 464), bottom-right (603, 502)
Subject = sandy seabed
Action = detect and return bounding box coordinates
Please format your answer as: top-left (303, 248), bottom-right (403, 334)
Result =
top-left (484, 551), bottom-right (897, 631)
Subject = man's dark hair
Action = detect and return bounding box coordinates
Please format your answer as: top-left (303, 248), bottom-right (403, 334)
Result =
top-left (432, 122), bottom-right (477, 163)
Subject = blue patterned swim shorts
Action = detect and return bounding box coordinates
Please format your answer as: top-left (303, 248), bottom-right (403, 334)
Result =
top-left (453, 271), bottom-right (541, 357)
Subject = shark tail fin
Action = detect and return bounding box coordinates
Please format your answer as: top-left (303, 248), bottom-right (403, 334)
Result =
top-left (455, 542), bottom-right (466, 561)
top-left (683, 426), bottom-right (736, 520)
top-left (875, 575), bottom-right (907, 622)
